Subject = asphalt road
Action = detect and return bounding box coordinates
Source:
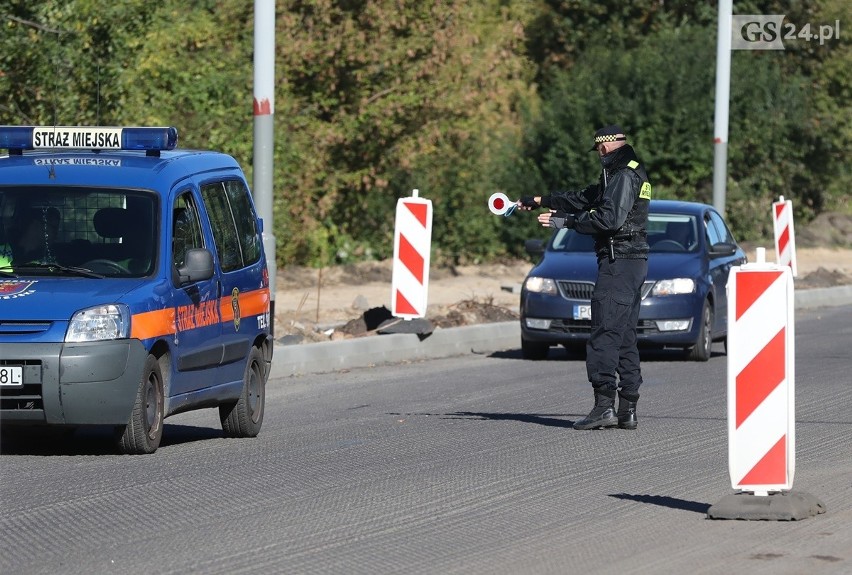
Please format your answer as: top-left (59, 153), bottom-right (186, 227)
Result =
top-left (1, 305), bottom-right (851, 575)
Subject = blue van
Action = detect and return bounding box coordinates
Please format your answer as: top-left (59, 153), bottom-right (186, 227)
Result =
top-left (0, 126), bottom-right (272, 453)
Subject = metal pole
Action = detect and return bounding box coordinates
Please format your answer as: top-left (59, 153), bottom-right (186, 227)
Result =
top-left (254, 0), bottom-right (276, 335)
top-left (713, 0), bottom-right (732, 217)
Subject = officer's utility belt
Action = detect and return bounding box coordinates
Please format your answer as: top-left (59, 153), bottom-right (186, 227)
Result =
top-left (599, 231), bottom-right (646, 261)
top-left (610, 230), bottom-right (646, 241)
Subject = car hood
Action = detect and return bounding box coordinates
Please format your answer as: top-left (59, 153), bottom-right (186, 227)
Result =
top-left (528, 251), bottom-right (703, 282)
top-left (647, 252), bottom-right (703, 281)
top-left (528, 252), bottom-right (599, 282)
top-left (0, 277), bottom-right (148, 321)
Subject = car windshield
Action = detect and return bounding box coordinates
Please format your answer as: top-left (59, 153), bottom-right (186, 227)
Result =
top-left (647, 213), bottom-right (699, 253)
top-left (0, 186), bottom-right (158, 277)
top-left (547, 212), bottom-right (700, 254)
top-left (549, 228), bottom-right (596, 252)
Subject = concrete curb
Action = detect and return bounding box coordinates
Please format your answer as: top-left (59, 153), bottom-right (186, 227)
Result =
top-left (269, 285), bottom-right (852, 378)
top-left (271, 322), bottom-right (520, 378)
top-left (793, 284), bottom-right (852, 310)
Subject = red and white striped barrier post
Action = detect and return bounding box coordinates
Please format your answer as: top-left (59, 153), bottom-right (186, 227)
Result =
top-left (391, 189), bottom-right (433, 319)
top-left (773, 196), bottom-right (798, 278)
top-left (727, 248), bottom-right (795, 495)
top-left (708, 248), bottom-right (824, 520)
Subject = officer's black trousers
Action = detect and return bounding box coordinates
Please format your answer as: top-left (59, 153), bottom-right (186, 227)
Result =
top-left (586, 257), bottom-right (648, 396)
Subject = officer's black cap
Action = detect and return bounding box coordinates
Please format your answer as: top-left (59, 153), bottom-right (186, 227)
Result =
top-left (590, 125), bottom-right (627, 151)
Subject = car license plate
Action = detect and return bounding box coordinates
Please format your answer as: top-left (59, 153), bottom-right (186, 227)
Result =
top-left (0, 366), bottom-right (24, 388)
top-left (573, 304), bottom-right (591, 321)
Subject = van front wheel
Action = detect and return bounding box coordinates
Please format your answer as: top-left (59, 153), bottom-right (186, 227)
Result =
top-left (116, 354), bottom-right (164, 454)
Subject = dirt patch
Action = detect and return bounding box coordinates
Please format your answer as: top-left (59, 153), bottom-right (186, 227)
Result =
top-left (793, 267), bottom-right (852, 289)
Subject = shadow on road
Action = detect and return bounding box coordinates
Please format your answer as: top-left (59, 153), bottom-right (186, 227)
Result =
top-left (444, 411), bottom-right (576, 428)
top-left (490, 347), bottom-right (726, 363)
top-left (609, 492), bottom-right (710, 514)
top-left (1, 423), bottom-right (224, 456)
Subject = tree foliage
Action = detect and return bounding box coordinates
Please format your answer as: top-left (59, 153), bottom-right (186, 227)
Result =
top-left (1, 0), bottom-right (848, 266)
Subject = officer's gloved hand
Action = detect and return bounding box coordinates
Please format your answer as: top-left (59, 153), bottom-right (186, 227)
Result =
top-left (519, 196), bottom-right (540, 208)
top-left (549, 211), bottom-right (576, 229)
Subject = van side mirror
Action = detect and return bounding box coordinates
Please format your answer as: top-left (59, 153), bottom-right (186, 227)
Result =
top-left (176, 248), bottom-right (214, 284)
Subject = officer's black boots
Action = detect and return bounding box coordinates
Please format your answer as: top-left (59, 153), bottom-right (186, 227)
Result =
top-left (573, 390), bottom-right (618, 430)
top-left (616, 392), bottom-right (639, 430)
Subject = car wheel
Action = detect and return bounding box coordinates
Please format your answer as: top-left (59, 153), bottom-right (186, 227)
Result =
top-left (687, 300), bottom-right (713, 362)
top-left (116, 354), bottom-right (164, 454)
top-left (521, 338), bottom-right (550, 360)
top-left (220, 347), bottom-right (265, 437)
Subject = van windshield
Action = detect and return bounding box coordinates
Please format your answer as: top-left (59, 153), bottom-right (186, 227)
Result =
top-left (0, 186), bottom-right (158, 277)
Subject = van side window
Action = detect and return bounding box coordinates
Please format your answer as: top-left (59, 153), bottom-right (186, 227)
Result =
top-left (200, 180), bottom-right (261, 273)
top-left (172, 193), bottom-right (204, 270)
top-left (224, 180), bottom-right (262, 266)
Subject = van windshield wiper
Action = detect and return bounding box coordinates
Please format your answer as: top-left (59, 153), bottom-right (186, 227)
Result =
top-left (9, 263), bottom-right (105, 279)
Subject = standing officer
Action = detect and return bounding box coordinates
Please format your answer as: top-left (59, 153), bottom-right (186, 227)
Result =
top-left (517, 125), bottom-right (651, 430)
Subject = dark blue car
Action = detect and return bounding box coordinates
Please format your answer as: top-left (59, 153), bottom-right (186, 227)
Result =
top-left (520, 199), bottom-right (747, 361)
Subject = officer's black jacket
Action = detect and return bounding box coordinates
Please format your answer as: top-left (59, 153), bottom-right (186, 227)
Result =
top-left (541, 144), bottom-right (650, 260)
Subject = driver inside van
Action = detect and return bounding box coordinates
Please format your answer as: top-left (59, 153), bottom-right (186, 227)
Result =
top-left (1, 207), bottom-right (61, 267)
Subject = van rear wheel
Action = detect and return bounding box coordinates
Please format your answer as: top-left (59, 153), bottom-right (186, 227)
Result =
top-left (220, 347), bottom-right (265, 437)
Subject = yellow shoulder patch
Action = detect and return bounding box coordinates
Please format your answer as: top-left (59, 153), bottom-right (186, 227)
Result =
top-left (640, 181), bottom-right (652, 200)
top-left (627, 160), bottom-right (639, 170)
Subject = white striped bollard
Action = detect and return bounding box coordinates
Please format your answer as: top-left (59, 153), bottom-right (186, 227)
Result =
top-left (391, 189), bottom-right (433, 319)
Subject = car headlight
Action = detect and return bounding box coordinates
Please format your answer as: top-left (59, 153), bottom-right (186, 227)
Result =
top-left (651, 278), bottom-right (695, 296)
top-left (65, 304), bottom-right (131, 342)
top-left (524, 276), bottom-right (558, 295)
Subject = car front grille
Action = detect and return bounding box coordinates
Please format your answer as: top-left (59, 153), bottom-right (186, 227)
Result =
top-left (556, 281), bottom-right (594, 300)
top-left (556, 280), bottom-right (655, 301)
top-left (0, 321), bottom-right (53, 335)
top-left (548, 318), bottom-right (592, 334)
top-left (543, 318), bottom-right (661, 337)
top-left (0, 359), bottom-right (44, 411)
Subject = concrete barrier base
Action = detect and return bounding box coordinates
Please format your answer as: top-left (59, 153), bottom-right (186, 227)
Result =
top-left (707, 491), bottom-right (826, 521)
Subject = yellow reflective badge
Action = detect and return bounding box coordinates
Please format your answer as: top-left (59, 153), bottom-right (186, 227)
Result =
top-left (627, 160), bottom-right (639, 170)
top-left (640, 182), bottom-right (652, 200)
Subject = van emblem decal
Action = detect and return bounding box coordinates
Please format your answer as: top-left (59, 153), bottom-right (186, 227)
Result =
top-left (231, 288), bottom-right (241, 331)
top-left (0, 280), bottom-right (37, 299)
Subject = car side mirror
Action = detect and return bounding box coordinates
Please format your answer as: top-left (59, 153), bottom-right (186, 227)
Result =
top-left (709, 242), bottom-right (737, 258)
top-left (176, 248), bottom-right (215, 284)
top-left (525, 239), bottom-right (545, 257)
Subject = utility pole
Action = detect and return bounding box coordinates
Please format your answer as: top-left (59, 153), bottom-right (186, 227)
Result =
top-left (254, 0), bottom-right (276, 334)
top-left (713, 0), bottom-right (732, 217)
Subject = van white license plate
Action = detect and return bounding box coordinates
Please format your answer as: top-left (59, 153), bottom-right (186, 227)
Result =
top-left (0, 366), bottom-right (23, 388)
top-left (573, 304), bottom-right (591, 321)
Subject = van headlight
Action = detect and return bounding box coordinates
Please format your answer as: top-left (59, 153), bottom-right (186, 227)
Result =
top-left (651, 278), bottom-right (695, 296)
top-left (65, 304), bottom-right (131, 342)
top-left (524, 276), bottom-right (558, 295)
